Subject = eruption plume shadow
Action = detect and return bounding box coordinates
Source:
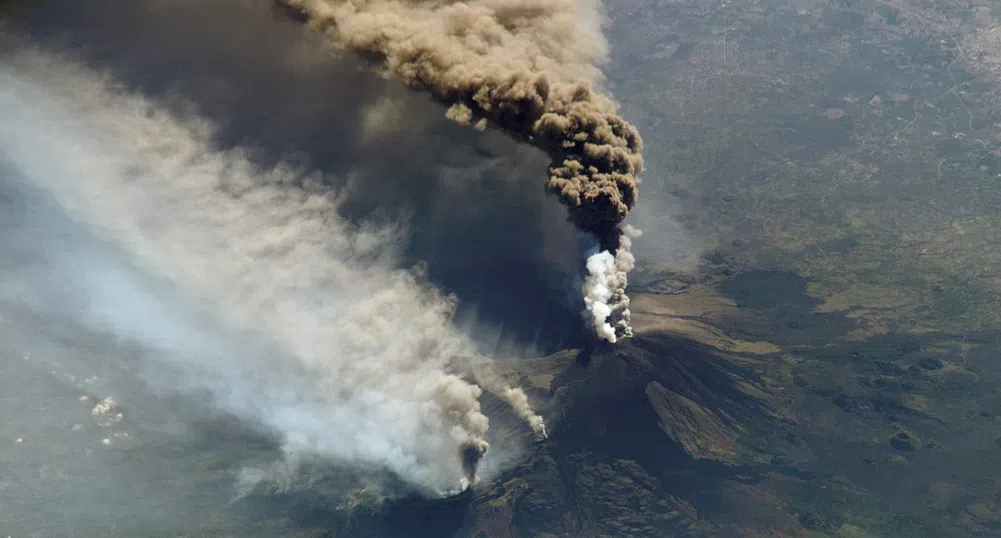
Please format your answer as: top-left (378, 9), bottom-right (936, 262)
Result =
top-left (0, 40), bottom-right (542, 511)
top-left (7, 0), bottom-right (592, 352)
top-left (0, 0), bottom-right (645, 504)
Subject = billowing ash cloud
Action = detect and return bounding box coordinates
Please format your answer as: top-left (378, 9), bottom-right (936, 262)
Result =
top-left (0, 47), bottom-right (544, 496)
top-left (285, 0), bottom-right (644, 342)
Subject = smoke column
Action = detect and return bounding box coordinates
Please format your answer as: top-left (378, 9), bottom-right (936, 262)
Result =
top-left (0, 47), bottom-right (544, 496)
top-left (284, 0), bottom-right (644, 342)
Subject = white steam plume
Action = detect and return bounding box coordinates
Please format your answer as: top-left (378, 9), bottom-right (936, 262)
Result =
top-left (583, 224), bottom-right (641, 343)
top-left (0, 48), bottom-right (544, 496)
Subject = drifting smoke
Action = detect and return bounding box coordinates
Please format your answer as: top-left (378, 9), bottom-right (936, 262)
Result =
top-left (285, 0), bottom-right (644, 342)
top-left (0, 48), bottom-right (545, 495)
top-left (461, 355), bottom-right (548, 439)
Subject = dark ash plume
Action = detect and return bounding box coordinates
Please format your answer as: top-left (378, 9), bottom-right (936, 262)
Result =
top-left (285, 0), bottom-right (644, 342)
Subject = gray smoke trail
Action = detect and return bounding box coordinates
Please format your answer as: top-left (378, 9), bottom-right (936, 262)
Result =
top-left (284, 0), bottom-right (644, 342)
top-left (461, 356), bottom-right (548, 439)
top-left (0, 48), bottom-right (544, 495)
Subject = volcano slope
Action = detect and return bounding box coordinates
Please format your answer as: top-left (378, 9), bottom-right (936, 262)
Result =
top-left (242, 289), bottom-right (808, 538)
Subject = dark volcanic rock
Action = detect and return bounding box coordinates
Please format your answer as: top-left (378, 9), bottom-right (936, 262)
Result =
top-left (462, 332), bottom-right (790, 537)
top-left (645, 381), bottom-right (740, 461)
top-left (570, 458), bottom-right (700, 538)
